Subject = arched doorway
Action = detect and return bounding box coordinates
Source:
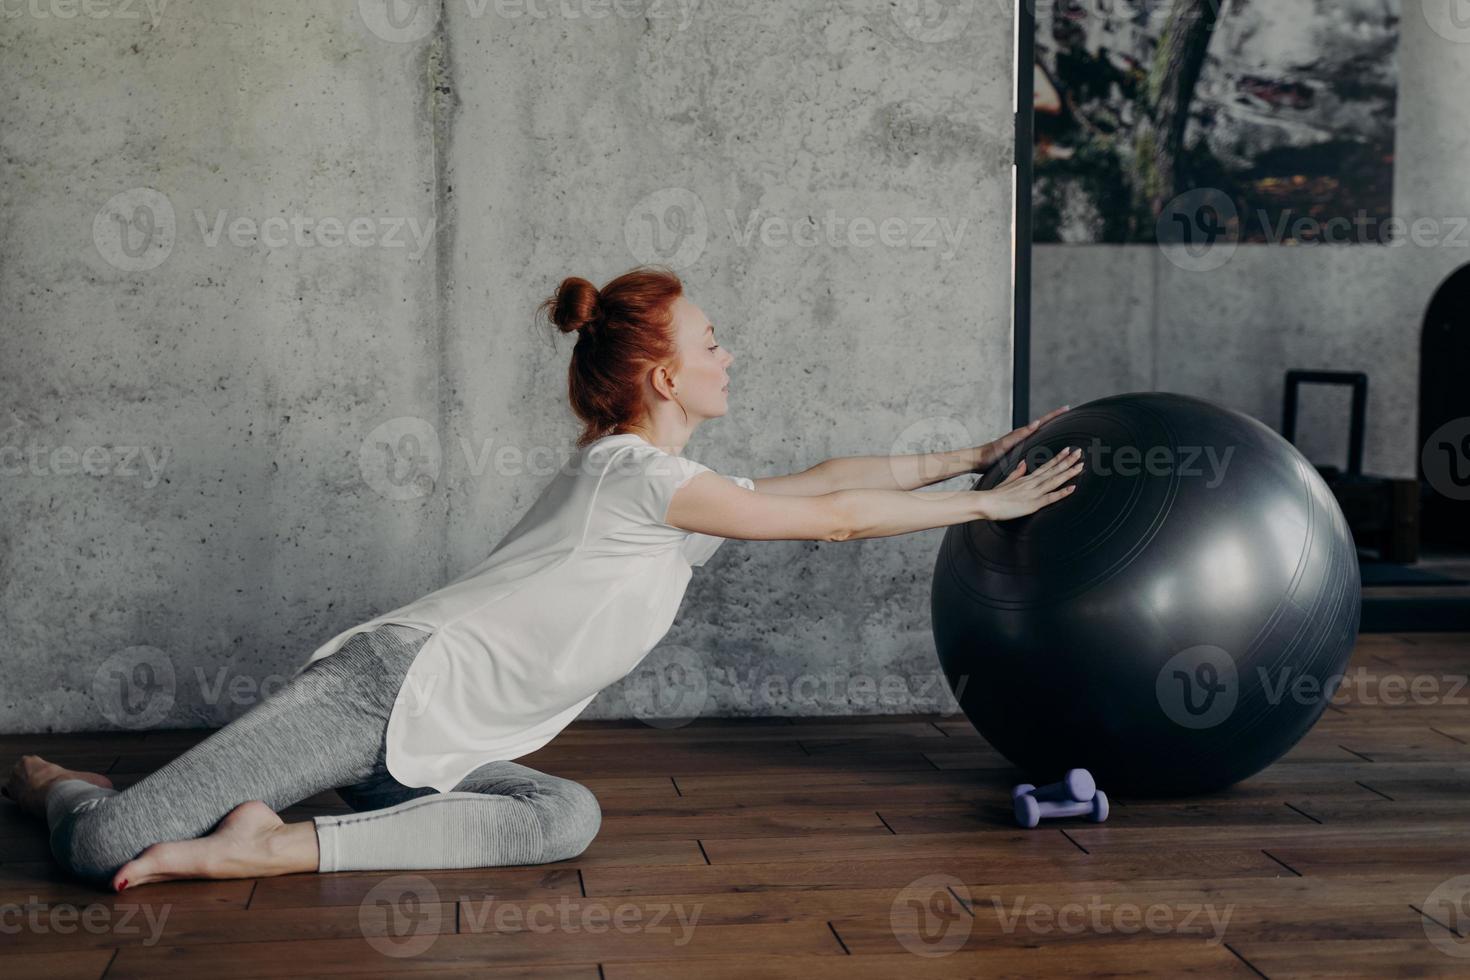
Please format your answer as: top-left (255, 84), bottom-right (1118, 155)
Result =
top-left (1419, 264), bottom-right (1470, 551)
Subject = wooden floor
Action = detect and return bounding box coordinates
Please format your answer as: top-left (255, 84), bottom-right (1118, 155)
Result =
top-left (3, 633), bottom-right (1469, 978)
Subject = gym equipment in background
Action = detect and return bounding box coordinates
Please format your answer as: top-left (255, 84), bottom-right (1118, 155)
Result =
top-left (931, 392), bottom-right (1360, 797)
top-left (1419, 264), bottom-right (1470, 553)
top-left (1281, 369), bottom-right (1419, 565)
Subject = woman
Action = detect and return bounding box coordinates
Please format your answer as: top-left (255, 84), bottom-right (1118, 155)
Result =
top-left (3, 266), bottom-right (1080, 892)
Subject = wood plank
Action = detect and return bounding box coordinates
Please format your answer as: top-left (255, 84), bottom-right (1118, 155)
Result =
top-left (832, 902), bottom-right (1421, 953)
top-left (317, 969), bottom-right (595, 980)
top-left (575, 775), bottom-right (682, 805)
top-left (1264, 840), bottom-right (1470, 876)
top-left (876, 800), bottom-right (1329, 835)
top-left (583, 847), bottom-right (1283, 898)
top-left (454, 888), bottom-right (893, 929)
top-left (0, 900), bottom-right (459, 952)
top-left (1229, 938), bottom-right (1470, 977)
top-left (0, 949), bottom-right (115, 980)
top-left (598, 803), bottom-right (890, 840)
top-left (953, 873), bottom-right (1453, 911)
top-left (1065, 820), bottom-right (1470, 850)
top-left (247, 867), bottom-right (582, 910)
top-left (565, 837), bottom-right (706, 869)
top-left (0, 861), bottom-right (252, 911)
top-left (603, 943), bottom-right (1255, 978)
top-left (106, 922), bottom-right (843, 977)
top-left (699, 829), bottom-right (1075, 865)
top-left (670, 767), bottom-right (1016, 801)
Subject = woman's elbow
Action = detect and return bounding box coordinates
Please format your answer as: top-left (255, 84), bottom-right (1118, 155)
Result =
top-left (821, 493), bottom-right (856, 542)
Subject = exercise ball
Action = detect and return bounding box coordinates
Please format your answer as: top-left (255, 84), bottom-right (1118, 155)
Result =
top-left (930, 392), bottom-right (1360, 796)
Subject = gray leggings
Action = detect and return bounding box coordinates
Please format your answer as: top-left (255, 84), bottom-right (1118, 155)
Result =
top-left (46, 624), bottom-right (601, 884)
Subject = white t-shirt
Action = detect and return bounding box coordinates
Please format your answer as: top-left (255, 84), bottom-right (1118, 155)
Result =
top-left (293, 432), bottom-right (753, 792)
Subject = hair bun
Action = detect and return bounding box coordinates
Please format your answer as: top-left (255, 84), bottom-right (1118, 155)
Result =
top-left (546, 277), bottom-right (602, 336)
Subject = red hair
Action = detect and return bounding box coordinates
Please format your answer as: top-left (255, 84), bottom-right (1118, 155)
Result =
top-left (539, 266), bottom-right (685, 449)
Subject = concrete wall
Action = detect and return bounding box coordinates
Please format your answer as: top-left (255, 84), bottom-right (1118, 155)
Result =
top-left (1, 0), bottom-right (1013, 732)
top-left (1030, 2), bottom-right (1470, 481)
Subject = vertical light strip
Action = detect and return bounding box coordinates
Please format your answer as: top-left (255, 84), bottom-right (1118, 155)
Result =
top-left (1011, 0), bottom-right (1035, 428)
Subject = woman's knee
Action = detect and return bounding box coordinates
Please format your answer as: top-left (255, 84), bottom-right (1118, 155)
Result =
top-left (534, 777), bottom-right (601, 861)
top-left (49, 797), bottom-right (139, 883)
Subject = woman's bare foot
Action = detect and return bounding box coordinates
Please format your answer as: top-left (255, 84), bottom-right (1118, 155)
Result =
top-left (2, 754), bottom-right (114, 820)
top-left (111, 800), bottom-right (320, 892)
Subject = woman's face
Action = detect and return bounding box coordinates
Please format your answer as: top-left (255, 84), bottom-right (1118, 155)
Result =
top-left (668, 294), bottom-right (734, 420)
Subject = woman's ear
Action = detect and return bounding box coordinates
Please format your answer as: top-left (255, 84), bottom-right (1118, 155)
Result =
top-left (651, 363), bottom-right (676, 401)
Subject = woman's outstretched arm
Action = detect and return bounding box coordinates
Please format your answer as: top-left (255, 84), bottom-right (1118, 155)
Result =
top-left (755, 406), bottom-right (1072, 495)
top-left (669, 445), bottom-right (1083, 543)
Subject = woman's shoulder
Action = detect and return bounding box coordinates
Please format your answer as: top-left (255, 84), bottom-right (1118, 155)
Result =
top-left (576, 436), bottom-right (721, 534)
top-left (586, 436), bottom-right (708, 481)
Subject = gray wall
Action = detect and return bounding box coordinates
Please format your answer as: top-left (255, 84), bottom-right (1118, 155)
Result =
top-left (1031, 2), bottom-right (1470, 481)
top-left (1, 0), bottom-right (1013, 732)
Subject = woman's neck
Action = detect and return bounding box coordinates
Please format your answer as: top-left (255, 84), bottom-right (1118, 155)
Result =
top-left (617, 419), bottom-right (693, 457)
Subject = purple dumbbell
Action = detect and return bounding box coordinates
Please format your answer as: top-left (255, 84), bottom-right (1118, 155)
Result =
top-left (1011, 769), bottom-right (1096, 805)
top-left (1015, 790), bottom-right (1109, 829)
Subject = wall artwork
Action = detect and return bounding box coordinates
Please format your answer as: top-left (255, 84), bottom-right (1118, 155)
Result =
top-left (1033, 0), bottom-right (1400, 244)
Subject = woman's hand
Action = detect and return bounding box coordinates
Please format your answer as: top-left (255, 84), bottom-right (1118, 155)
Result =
top-left (972, 405), bottom-right (1070, 473)
top-left (977, 446), bottom-right (1084, 521)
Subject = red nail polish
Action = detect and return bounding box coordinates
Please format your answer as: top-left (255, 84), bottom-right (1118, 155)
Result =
top-left (118, 879), bottom-right (128, 891)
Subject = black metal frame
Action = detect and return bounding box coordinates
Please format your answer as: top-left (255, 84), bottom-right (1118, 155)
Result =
top-left (1282, 369), bottom-right (1368, 477)
top-left (1012, 1), bottom-right (1035, 429)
